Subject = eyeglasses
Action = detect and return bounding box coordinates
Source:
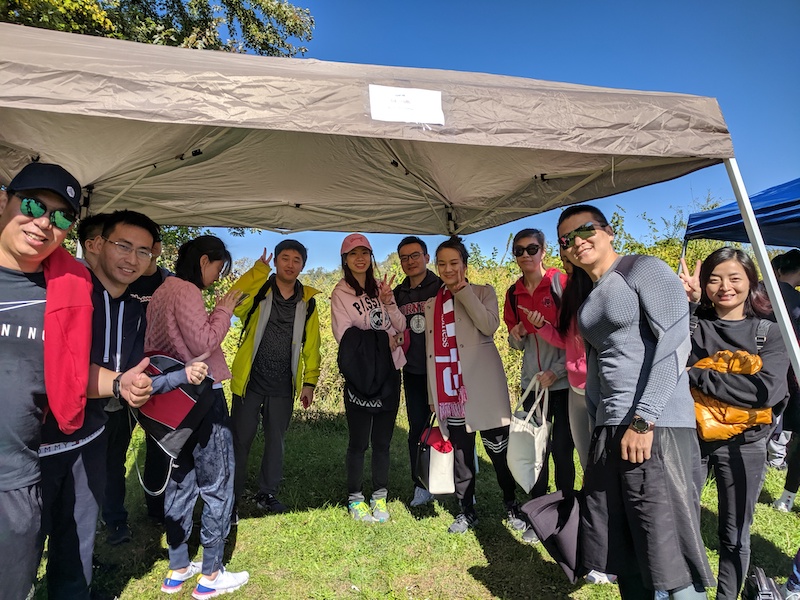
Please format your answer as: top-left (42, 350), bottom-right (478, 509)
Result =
top-left (14, 193), bottom-right (77, 230)
top-left (513, 244), bottom-right (540, 257)
top-left (558, 222), bottom-right (598, 249)
top-left (399, 251), bottom-right (424, 263)
top-left (102, 237), bottom-right (153, 261)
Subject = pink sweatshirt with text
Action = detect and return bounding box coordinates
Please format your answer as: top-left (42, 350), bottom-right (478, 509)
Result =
top-left (145, 277), bottom-right (233, 382)
top-left (330, 279), bottom-right (407, 370)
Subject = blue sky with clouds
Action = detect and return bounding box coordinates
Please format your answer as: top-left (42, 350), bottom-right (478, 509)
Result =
top-left (221, 0), bottom-right (800, 269)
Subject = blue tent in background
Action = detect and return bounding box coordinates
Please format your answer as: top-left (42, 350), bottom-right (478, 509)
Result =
top-left (684, 177), bottom-right (800, 247)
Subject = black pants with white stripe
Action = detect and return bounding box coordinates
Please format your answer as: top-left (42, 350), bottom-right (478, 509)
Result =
top-left (447, 419), bottom-right (516, 511)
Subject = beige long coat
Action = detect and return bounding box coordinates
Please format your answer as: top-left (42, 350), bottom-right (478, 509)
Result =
top-left (424, 283), bottom-right (512, 439)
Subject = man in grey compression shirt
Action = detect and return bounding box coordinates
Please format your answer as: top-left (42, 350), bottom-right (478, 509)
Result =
top-left (557, 204), bottom-right (714, 599)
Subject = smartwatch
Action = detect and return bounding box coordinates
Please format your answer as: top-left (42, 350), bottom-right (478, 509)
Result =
top-left (629, 415), bottom-right (655, 434)
top-left (112, 374), bottom-right (123, 400)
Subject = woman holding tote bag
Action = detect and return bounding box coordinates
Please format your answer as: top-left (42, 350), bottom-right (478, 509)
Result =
top-left (424, 236), bottom-right (525, 534)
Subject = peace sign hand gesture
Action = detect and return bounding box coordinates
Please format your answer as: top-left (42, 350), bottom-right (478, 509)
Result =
top-left (378, 273), bottom-right (396, 305)
top-left (679, 257), bottom-right (702, 303)
top-left (259, 248), bottom-right (273, 267)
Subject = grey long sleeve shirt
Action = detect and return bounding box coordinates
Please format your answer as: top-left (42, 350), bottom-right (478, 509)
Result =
top-left (578, 255), bottom-right (696, 429)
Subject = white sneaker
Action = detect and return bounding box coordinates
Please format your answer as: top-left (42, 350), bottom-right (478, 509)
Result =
top-left (774, 491), bottom-right (796, 513)
top-left (410, 486), bottom-right (434, 507)
top-left (782, 582), bottom-right (800, 600)
top-left (192, 566), bottom-right (249, 598)
top-left (585, 570), bottom-right (618, 584)
top-left (161, 561), bottom-right (202, 594)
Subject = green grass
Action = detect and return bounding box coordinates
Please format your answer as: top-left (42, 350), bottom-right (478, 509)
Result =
top-left (37, 405), bottom-right (800, 599)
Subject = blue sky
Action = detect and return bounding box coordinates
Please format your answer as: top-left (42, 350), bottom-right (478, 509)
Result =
top-left (221, 0), bottom-right (800, 270)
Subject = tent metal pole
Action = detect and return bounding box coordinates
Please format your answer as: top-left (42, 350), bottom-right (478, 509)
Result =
top-left (724, 158), bottom-right (800, 379)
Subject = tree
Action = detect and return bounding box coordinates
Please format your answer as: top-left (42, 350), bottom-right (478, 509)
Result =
top-left (2, 0), bottom-right (314, 56)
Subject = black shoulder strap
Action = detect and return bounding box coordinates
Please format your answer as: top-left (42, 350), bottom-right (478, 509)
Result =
top-left (756, 319), bottom-right (770, 353)
top-left (238, 279), bottom-right (272, 346)
top-left (506, 284), bottom-right (518, 321)
top-left (301, 296), bottom-right (316, 345)
top-left (612, 255), bottom-right (640, 281)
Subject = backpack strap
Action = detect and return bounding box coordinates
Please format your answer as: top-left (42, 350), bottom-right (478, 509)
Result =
top-left (301, 296), bottom-right (316, 345)
top-left (755, 319), bottom-right (770, 353)
top-left (506, 284), bottom-right (518, 322)
top-left (238, 279), bottom-right (272, 346)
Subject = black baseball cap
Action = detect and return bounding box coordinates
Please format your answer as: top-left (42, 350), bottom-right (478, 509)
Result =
top-left (8, 163), bottom-right (82, 213)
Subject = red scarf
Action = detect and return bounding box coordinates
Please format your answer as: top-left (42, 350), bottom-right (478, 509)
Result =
top-left (433, 286), bottom-right (467, 419)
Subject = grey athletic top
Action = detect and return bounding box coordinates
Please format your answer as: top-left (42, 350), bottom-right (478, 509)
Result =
top-left (578, 255), bottom-right (696, 429)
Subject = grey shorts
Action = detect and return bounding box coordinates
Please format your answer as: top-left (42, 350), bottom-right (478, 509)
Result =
top-left (581, 425), bottom-right (715, 591)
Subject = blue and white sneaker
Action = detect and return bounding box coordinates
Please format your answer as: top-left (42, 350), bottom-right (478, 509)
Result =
top-left (192, 566), bottom-right (250, 598)
top-left (161, 561), bottom-right (202, 594)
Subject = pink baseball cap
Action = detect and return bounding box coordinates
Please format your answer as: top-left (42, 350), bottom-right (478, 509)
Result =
top-left (340, 233), bottom-right (373, 255)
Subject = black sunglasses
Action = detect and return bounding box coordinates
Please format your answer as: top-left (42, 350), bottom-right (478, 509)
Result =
top-left (14, 193), bottom-right (77, 230)
top-left (558, 222), bottom-right (598, 249)
top-left (513, 244), bottom-right (541, 257)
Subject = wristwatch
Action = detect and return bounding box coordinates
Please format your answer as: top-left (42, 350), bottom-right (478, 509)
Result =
top-left (112, 374), bottom-right (122, 400)
top-left (629, 415), bottom-right (655, 434)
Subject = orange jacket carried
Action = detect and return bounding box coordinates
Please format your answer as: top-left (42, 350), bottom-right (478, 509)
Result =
top-left (691, 350), bottom-right (772, 441)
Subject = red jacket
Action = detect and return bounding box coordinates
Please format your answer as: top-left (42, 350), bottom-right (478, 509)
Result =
top-left (42, 247), bottom-right (93, 434)
top-left (503, 268), bottom-right (566, 335)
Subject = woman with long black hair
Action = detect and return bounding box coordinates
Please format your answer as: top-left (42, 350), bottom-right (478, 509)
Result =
top-left (681, 247), bottom-right (789, 599)
top-left (331, 233), bottom-right (406, 523)
top-left (146, 235), bottom-right (249, 597)
top-left (424, 236), bottom-right (521, 534)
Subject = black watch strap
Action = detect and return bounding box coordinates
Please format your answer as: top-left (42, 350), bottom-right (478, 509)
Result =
top-left (112, 374), bottom-right (122, 400)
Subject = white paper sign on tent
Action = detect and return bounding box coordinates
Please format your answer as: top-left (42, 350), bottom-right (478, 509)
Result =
top-left (369, 84), bottom-right (445, 125)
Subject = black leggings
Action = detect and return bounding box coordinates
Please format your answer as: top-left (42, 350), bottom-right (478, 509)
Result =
top-left (344, 398), bottom-right (400, 503)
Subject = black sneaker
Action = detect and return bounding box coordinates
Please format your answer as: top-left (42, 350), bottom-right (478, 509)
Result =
top-left (504, 501), bottom-right (528, 532)
top-left (106, 523), bottom-right (131, 546)
top-left (254, 492), bottom-right (288, 514)
top-left (448, 510), bottom-right (478, 534)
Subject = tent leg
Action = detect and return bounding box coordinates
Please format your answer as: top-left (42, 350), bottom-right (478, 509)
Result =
top-left (724, 158), bottom-right (800, 379)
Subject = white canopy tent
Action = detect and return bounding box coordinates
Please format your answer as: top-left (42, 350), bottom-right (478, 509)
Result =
top-left (0, 22), bottom-right (797, 377)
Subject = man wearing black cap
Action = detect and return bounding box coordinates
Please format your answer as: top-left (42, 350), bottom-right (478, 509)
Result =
top-left (0, 163), bottom-right (153, 599)
top-left (229, 240), bottom-right (321, 514)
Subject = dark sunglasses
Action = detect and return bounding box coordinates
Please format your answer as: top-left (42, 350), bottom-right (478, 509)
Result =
top-left (513, 244), bottom-right (541, 257)
top-left (558, 222), bottom-right (598, 249)
top-left (15, 193), bottom-right (77, 230)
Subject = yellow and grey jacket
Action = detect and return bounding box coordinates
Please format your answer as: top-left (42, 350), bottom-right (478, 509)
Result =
top-left (231, 261), bottom-right (321, 398)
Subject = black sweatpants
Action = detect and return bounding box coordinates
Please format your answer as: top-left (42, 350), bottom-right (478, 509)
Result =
top-left (39, 434), bottom-right (106, 600)
top-left (102, 406), bottom-right (132, 528)
top-left (448, 419), bottom-right (517, 511)
top-left (528, 387), bottom-right (575, 497)
top-left (403, 371), bottom-right (433, 486)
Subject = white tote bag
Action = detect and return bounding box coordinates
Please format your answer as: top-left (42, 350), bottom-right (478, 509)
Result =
top-left (506, 375), bottom-right (551, 493)
top-left (416, 416), bottom-right (456, 495)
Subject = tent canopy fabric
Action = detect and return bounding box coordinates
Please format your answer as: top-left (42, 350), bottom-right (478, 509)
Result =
top-left (684, 177), bottom-right (800, 247)
top-left (0, 23), bottom-right (733, 234)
